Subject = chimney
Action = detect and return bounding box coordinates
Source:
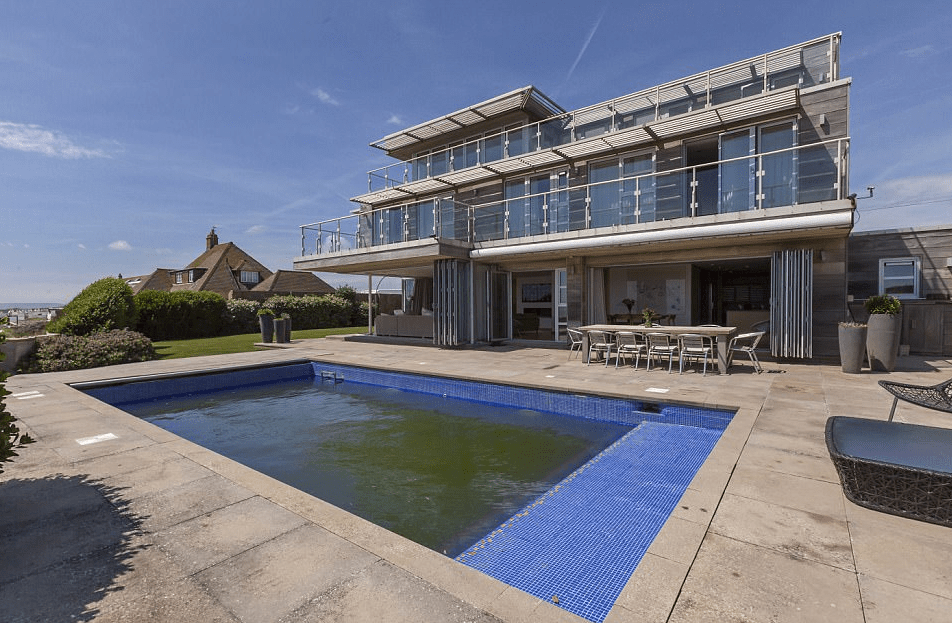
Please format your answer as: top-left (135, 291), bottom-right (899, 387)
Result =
top-left (206, 227), bottom-right (219, 251)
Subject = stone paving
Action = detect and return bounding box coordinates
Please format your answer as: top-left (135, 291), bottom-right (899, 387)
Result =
top-left (2, 337), bottom-right (951, 622)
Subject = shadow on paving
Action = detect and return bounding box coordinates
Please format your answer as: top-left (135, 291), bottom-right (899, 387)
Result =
top-left (0, 474), bottom-right (148, 623)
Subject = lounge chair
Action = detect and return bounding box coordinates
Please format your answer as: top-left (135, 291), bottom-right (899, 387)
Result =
top-left (878, 377), bottom-right (952, 421)
top-left (826, 416), bottom-right (952, 527)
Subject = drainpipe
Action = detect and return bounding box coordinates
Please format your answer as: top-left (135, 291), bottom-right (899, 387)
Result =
top-left (368, 274), bottom-right (373, 334)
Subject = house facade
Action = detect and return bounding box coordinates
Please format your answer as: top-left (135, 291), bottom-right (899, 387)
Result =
top-left (848, 225), bottom-right (952, 355)
top-left (295, 33), bottom-right (852, 358)
top-left (127, 229), bottom-right (334, 300)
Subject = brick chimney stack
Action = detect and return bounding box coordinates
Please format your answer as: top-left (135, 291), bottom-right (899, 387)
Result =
top-left (206, 227), bottom-right (219, 251)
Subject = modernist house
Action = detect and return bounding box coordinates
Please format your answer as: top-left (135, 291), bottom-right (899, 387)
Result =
top-left (127, 228), bottom-right (334, 300)
top-left (295, 33), bottom-right (852, 358)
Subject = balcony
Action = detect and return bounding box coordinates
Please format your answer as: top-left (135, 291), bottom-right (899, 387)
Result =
top-left (300, 137), bottom-right (850, 258)
top-left (359, 34), bottom-right (841, 200)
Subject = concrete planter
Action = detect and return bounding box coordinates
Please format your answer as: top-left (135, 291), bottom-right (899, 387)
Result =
top-left (258, 314), bottom-right (274, 343)
top-left (866, 314), bottom-right (901, 372)
top-left (0, 336), bottom-right (37, 374)
top-left (273, 318), bottom-right (287, 344)
top-left (838, 324), bottom-right (867, 373)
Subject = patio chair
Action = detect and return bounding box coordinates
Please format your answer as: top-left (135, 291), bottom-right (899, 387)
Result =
top-left (566, 328), bottom-right (585, 360)
top-left (826, 416), bottom-right (952, 527)
top-left (587, 330), bottom-right (613, 367)
top-left (678, 333), bottom-right (714, 375)
top-left (614, 331), bottom-right (646, 369)
top-left (878, 376), bottom-right (952, 421)
top-left (727, 331), bottom-right (765, 373)
top-left (646, 332), bottom-right (679, 373)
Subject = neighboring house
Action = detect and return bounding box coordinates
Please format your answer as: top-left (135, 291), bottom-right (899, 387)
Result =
top-left (294, 33), bottom-right (852, 358)
top-left (126, 229), bottom-right (334, 300)
top-left (848, 225), bottom-right (952, 355)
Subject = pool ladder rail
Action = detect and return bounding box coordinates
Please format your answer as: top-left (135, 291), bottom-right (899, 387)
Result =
top-left (319, 370), bottom-right (344, 383)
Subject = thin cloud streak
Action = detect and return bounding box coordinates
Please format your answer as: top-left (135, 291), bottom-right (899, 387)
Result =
top-left (0, 121), bottom-right (109, 159)
top-left (563, 8), bottom-right (607, 87)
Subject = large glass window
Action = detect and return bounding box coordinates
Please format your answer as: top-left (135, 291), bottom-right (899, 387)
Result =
top-left (504, 179), bottom-right (526, 239)
top-left (879, 258), bottom-right (920, 299)
top-left (621, 153), bottom-right (655, 223)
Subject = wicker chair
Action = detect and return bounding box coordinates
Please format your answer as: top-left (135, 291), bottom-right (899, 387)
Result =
top-left (878, 377), bottom-right (952, 421)
top-left (826, 416), bottom-right (952, 527)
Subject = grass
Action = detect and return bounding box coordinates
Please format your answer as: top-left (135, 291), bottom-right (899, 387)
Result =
top-left (153, 326), bottom-right (366, 359)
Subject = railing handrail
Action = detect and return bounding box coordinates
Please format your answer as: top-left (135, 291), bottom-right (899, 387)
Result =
top-left (363, 33), bottom-right (841, 191)
top-left (303, 136), bottom-right (849, 256)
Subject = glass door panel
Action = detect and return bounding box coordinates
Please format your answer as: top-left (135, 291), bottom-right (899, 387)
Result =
top-left (589, 160), bottom-right (620, 227)
top-left (760, 123), bottom-right (796, 208)
top-left (528, 174), bottom-right (550, 236)
top-left (719, 130), bottom-right (754, 213)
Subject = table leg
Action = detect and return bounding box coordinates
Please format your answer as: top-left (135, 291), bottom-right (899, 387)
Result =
top-left (716, 338), bottom-right (730, 374)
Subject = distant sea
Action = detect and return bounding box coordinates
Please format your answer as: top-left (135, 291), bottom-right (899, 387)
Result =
top-left (1, 303), bottom-right (63, 310)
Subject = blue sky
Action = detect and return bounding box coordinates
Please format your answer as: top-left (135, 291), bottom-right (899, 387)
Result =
top-left (2, 1), bottom-right (951, 303)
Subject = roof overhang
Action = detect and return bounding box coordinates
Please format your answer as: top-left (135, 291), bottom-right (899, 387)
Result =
top-left (371, 86), bottom-right (564, 156)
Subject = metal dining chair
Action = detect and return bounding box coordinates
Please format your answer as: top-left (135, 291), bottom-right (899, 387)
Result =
top-left (587, 330), bottom-right (613, 366)
top-left (566, 328), bottom-right (585, 360)
top-left (614, 331), bottom-right (646, 369)
top-left (646, 332), bottom-right (679, 372)
top-left (678, 333), bottom-right (715, 375)
top-left (727, 331), bottom-right (765, 373)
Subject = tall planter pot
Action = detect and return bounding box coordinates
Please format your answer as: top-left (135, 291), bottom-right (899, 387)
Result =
top-left (866, 314), bottom-right (901, 372)
top-left (273, 317), bottom-right (287, 344)
top-left (258, 314), bottom-right (274, 343)
top-left (838, 324), bottom-right (867, 374)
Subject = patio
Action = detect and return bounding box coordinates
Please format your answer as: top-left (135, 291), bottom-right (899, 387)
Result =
top-left (2, 338), bottom-right (950, 622)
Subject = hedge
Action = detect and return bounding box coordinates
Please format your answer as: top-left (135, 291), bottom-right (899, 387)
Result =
top-left (47, 277), bottom-right (136, 336)
top-left (22, 330), bottom-right (156, 373)
top-left (134, 290), bottom-right (227, 340)
top-left (1, 332), bottom-right (34, 473)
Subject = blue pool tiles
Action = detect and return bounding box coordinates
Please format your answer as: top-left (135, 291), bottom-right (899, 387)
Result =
top-left (81, 361), bottom-right (733, 622)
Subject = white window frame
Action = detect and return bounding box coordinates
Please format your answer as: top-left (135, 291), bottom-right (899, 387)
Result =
top-left (879, 257), bottom-right (920, 299)
top-left (240, 270), bottom-right (260, 284)
top-left (174, 272), bottom-right (183, 284)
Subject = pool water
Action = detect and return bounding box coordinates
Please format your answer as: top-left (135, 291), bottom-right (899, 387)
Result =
top-left (116, 377), bottom-right (631, 556)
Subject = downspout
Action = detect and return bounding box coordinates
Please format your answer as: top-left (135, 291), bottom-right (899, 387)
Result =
top-left (367, 274), bottom-right (373, 334)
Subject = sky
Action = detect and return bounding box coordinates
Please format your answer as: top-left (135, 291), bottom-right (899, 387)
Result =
top-left (2, 1), bottom-right (951, 304)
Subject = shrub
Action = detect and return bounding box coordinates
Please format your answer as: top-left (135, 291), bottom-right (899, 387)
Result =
top-left (134, 290), bottom-right (227, 340)
top-left (865, 294), bottom-right (902, 316)
top-left (1, 333), bottom-right (34, 473)
top-left (22, 330), bottom-right (156, 373)
top-left (48, 277), bottom-right (136, 336)
top-left (263, 294), bottom-right (355, 329)
top-left (223, 299), bottom-right (261, 335)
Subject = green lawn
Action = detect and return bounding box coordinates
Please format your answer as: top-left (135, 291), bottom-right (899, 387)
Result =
top-left (153, 326), bottom-right (366, 359)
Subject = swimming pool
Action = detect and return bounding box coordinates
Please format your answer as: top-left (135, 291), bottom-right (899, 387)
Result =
top-left (79, 361), bottom-right (734, 622)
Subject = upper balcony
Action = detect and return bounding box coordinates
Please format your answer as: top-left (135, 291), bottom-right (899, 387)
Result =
top-left (357, 33), bottom-right (841, 204)
top-left (299, 136), bottom-right (851, 269)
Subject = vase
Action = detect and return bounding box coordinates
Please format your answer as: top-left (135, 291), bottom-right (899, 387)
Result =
top-left (838, 324), bottom-right (867, 373)
top-left (866, 314), bottom-right (901, 372)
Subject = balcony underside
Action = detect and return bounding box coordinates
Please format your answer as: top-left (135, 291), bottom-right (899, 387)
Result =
top-left (295, 201), bottom-right (853, 276)
top-left (293, 237), bottom-right (472, 277)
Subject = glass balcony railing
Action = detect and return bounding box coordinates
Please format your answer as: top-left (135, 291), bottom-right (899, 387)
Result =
top-left (301, 138), bottom-right (849, 257)
top-left (364, 34), bottom-right (840, 194)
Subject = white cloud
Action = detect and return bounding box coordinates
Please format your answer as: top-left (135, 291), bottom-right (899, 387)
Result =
top-left (245, 225), bottom-right (266, 234)
top-left (108, 240), bottom-right (132, 251)
top-left (386, 114), bottom-right (403, 126)
top-left (900, 45), bottom-right (935, 59)
top-left (77, 243), bottom-right (86, 250)
top-left (0, 121), bottom-right (109, 159)
top-left (311, 88), bottom-right (340, 106)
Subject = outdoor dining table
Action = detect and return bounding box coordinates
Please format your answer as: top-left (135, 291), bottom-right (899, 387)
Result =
top-left (577, 324), bottom-right (739, 374)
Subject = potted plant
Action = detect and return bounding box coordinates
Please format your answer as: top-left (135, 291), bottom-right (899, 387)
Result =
top-left (642, 307), bottom-right (657, 328)
top-left (838, 321), bottom-right (867, 373)
top-left (864, 295), bottom-right (902, 372)
top-left (257, 308), bottom-right (275, 343)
